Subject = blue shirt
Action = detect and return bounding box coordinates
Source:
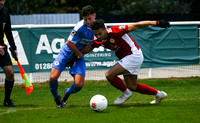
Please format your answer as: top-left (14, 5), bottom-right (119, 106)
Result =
top-left (61, 20), bottom-right (94, 56)
top-left (52, 20), bottom-right (94, 75)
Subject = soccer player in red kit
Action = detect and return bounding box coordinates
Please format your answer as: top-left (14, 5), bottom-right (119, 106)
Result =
top-left (81, 19), bottom-right (170, 104)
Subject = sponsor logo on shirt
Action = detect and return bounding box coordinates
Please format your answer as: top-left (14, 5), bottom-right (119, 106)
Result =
top-left (110, 38), bottom-right (115, 43)
top-left (70, 30), bottom-right (76, 36)
top-left (80, 38), bottom-right (93, 45)
top-left (107, 28), bottom-right (112, 33)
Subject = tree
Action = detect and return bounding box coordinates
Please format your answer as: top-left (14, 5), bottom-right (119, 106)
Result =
top-left (5, 0), bottom-right (196, 15)
top-left (120, 0), bottom-right (194, 15)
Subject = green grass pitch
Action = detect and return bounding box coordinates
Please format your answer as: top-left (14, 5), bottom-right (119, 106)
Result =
top-left (0, 77), bottom-right (200, 123)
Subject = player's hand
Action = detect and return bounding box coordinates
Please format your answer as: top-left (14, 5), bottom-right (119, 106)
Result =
top-left (13, 50), bottom-right (18, 61)
top-left (9, 47), bottom-right (18, 61)
top-left (75, 52), bottom-right (83, 59)
top-left (156, 20), bottom-right (170, 28)
top-left (0, 45), bottom-right (5, 56)
top-left (65, 54), bottom-right (78, 67)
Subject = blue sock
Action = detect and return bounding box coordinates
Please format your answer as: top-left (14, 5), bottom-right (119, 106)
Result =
top-left (65, 83), bottom-right (81, 95)
top-left (49, 80), bottom-right (59, 99)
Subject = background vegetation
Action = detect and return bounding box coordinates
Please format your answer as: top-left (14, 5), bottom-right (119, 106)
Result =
top-left (5, 0), bottom-right (199, 15)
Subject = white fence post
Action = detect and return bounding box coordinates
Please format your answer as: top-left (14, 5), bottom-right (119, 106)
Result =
top-left (29, 73), bottom-right (33, 82)
top-left (148, 68), bottom-right (152, 78)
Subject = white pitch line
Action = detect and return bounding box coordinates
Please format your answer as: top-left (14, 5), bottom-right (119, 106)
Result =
top-left (123, 97), bottom-right (200, 105)
top-left (0, 97), bottom-right (200, 115)
top-left (0, 109), bottom-right (17, 115)
top-left (0, 107), bottom-right (56, 116)
top-left (16, 107), bottom-right (56, 111)
top-left (167, 98), bottom-right (200, 101)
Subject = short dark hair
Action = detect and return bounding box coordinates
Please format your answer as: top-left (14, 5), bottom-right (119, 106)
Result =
top-left (81, 5), bottom-right (95, 17)
top-left (91, 19), bottom-right (105, 30)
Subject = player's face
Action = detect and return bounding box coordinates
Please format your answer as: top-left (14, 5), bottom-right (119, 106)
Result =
top-left (83, 13), bottom-right (96, 28)
top-left (0, 0), bottom-right (5, 9)
top-left (93, 28), bottom-right (108, 41)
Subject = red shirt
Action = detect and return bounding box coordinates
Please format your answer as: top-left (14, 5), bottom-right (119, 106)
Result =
top-left (91, 25), bottom-right (140, 60)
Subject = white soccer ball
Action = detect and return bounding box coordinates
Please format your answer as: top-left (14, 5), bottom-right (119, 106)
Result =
top-left (90, 94), bottom-right (108, 112)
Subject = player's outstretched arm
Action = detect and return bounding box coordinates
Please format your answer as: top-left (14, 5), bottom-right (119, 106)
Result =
top-left (128, 20), bottom-right (170, 32)
top-left (80, 44), bottom-right (94, 55)
top-left (156, 20), bottom-right (170, 28)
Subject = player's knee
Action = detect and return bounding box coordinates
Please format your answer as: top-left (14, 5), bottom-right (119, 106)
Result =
top-left (75, 83), bottom-right (83, 90)
top-left (49, 68), bottom-right (61, 82)
top-left (5, 70), bottom-right (14, 81)
top-left (50, 75), bottom-right (57, 82)
top-left (105, 71), bottom-right (112, 80)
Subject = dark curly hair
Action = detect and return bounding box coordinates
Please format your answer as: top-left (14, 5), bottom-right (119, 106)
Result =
top-left (81, 5), bottom-right (95, 17)
top-left (91, 19), bottom-right (105, 30)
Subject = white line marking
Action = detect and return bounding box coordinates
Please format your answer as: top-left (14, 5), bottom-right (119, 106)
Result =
top-left (0, 97), bottom-right (199, 115)
top-left (124, 97), bottom-right (200, 104)
top-left (0, 109), bottom-right (17, 115)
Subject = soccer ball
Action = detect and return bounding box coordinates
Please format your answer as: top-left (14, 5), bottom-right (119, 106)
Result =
top-left (90, 94), bottom-right (108, 112)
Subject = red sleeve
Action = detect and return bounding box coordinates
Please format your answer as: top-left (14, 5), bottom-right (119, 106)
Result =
top-left (91, 40), bottom-right (103, 48)
top-left (111, 25), bottom-right (129, 36)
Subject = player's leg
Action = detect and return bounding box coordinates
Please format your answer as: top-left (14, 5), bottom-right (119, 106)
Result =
top-left (124, 74), bottom-right (167, 104)
top-left (49, 67), bottom-right (61, 99)
top-left (107, 52), bottom-right (143, 105)
top-left (1, 47), bottom-right (17, 107)
top-left (62, 57), bottom-right (85, 105)
top-left (124, 74), bottom-right (158, 94)
top-left (71, 74), bottom-right (85, 92)
top-left (63, 75), bottom-right (84, 105)
top-left (105, 63), bottom-right (132, 105)
top-left (108, 52), bottom-right (143, 94)
top-left (106, 63), bottom-right (129, 92)
top-left (49, 50), bottom-right (69, 107)
top-left (3, 65), bottom-right (17, 107)
top-left (49, 67), bottom-right (64, 107)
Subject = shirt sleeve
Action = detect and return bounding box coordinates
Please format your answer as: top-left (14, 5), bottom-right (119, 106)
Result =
top-left (91, 40), bottom-right (103, 48)
top-left (67, 29), bottom-right (81, 44)
top-left (67, 21), bottom-right (83, 44)
top-left (4, 10), bottom-right (16, 50)
top-left (111, 25), bottom-right (129, 37)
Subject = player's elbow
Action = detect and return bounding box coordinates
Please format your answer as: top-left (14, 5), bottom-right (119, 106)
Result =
top-left (66, 40), bottom-right (70, 45)
top-left (66, 40), bottom-right (74, 46)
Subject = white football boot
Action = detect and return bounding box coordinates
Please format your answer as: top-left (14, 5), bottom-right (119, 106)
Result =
top-left (150, 91), bottom-right (167, 104)
top-left (114, 89), bottom-right (132, 105)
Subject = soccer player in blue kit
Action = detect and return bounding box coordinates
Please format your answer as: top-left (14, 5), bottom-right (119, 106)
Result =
top-left (49, 5), bottom-right (96, 107)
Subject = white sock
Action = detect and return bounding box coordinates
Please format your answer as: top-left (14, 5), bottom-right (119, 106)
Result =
top-left (156, 91), bottom-right (162, 97)
top-left (125, 88), bottom-right (131, 94)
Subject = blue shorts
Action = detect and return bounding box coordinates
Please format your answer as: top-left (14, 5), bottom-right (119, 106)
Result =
top-left (52, 50), bottom-right (85, 76)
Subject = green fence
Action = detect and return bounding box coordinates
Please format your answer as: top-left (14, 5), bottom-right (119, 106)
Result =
top-left (1, 25), bottom-right (199, 73)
